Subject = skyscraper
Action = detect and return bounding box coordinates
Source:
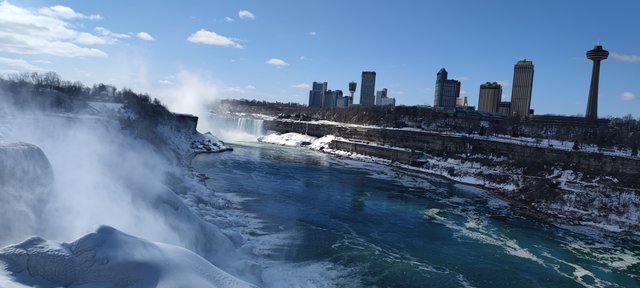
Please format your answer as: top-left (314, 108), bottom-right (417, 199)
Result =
top-left (510, 60), bottom-right (534, 117)
top-left (433, 68), bottom-right (461, 109)
top-left (308, 81), bottom-right (327, 108)
top-left (585, 45), bottom-right (609, 121)
top-left (322, 89), bottom-right (342, 108)
top-left (360, 71), bottom-right (376, 106)
top-left (478, 82), bottom-right (502, 113)
top-left (375, 88), bottom-right (396, 106)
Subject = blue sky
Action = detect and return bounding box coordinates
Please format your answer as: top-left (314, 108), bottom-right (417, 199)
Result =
top-left (1, 0), bottom-right (639, 117)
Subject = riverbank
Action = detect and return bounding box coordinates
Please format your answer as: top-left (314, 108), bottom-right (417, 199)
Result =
top-left (257, 125), bottom-right (640, 235)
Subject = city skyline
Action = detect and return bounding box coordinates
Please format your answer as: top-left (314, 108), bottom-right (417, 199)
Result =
top-left (0, 1), bottom-right (639, 117)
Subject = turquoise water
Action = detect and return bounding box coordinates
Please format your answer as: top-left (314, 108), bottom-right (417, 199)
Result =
top-left (192, 142), bottom-right (640, 287)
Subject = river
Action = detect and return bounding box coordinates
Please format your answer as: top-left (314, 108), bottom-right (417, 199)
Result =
top-left (193, 118), bottom-right (639, 287)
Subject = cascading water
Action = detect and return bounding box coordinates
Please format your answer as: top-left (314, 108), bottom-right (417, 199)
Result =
top-left (206, 114), bottom-right (266, 143)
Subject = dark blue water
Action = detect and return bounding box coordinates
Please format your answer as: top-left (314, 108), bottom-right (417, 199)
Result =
top-left (192, 142), bottom-right (640, 288)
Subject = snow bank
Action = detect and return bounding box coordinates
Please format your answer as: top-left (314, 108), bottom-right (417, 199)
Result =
top-left (258, 132), bottom-right (317, 147)
top-left (0, 226), bottom-right (257, 288)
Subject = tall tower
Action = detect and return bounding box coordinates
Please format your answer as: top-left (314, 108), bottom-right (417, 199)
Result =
top-left (510, 60), bottom-right (534, 117)
top-left (348, 81), bottom-right (357, 97)
top-left (348, 81), bottom-right (357, 105)
top-left (360, 71), bottom-right (376, 106)
top-left (585, 45), bottom-right (609, 121)
top-left (433, 68), bottom-right (460, 109)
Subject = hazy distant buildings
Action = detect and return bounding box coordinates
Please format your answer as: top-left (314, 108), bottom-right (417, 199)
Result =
top-left (585, 45), bottom-right (609, 121)
top-left (308, 81), bottom-right (327, 108)
top-left (360, 71), bottom-right (376, 106)
top-left (322, 90), bottom-right (342, 108)
top-left (375, 88), bottom-right (396, 106)
top-left (456, 96), bottom-right (468, 108)
top-left (477, 82), bottom-right (503, 113)
top-left (336, 92), bottom-right (350, 108)
top-left (433, 68), bottom-right (461, 109)
top-left (510, 60), bottom-right (534, 117)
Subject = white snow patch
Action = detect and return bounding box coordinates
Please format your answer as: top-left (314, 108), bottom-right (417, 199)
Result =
top-left (258, 132), bottom-right (317, 147)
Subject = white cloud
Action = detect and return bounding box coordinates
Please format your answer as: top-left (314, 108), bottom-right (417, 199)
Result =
top-left (0, 57), bottom-right (46, 72)
top-left (95, 27), bottom-right (131, 39)
top-left (238, 10), bottom-right (255, 20)
top-left (39, 5), bottom-right (102, 20)
top-left (611, 52), bottom-right (640, 63)
top-left (137, 32), bottom-right (155, 41)
top-left (224, 17), bottom-right (234, 22)
top-left (622, 92), bottom-right (637, 101)
top-left (75, 32), bottom-right (108, 45)
top-left (309, 31), bottom-right (317, 36)
top-left (266, 58), bottom-right (288, 66)
top-left (245, 85), bottom-right (256, 90)
top-left (299, 55), bottom-right (312, 61)
top-left (0, 2), bottom-right (108, 57)
top-left (456, 76), bottom-right (470, 81)
top-left (291, 83), bottom-right (310, 89)
top-left (496, 80), bottom-right (510, 87)
top-left (158, 79), bottom-right (174, 85)
top-left (187, 29), bottom-right (243, 48)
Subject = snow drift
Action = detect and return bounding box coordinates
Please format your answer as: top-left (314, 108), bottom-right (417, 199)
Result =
top-left (0, 225), bottom-right (257, 288)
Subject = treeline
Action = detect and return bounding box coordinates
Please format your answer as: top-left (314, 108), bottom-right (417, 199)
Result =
top-left (0, 72), bottom-right (171, 118)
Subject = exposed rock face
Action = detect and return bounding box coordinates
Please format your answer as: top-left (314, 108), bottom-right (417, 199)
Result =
top-left (0, 143), bottom-right (54, 245)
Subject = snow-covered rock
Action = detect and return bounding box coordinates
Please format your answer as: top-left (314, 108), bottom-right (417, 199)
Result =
top-left (258, 132), bottom-right (317, 147)
top-left (0, 225), bottom-right (257, 288)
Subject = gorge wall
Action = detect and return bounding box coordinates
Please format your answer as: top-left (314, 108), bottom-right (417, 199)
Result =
top-left (264, 119), bottom-right (640, 189)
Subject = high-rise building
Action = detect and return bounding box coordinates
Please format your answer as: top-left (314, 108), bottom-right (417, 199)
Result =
top-left (498, 101), bottom-right (511, 115)
top-left (308, 82), bottom-right (327, 108)
top-left (510, 60), bottom-right (534, 117)
top-left (585, 45), bottom-right (609, 121)
top-left (322, 89), bottom-right (342, 108)
top-left (360, 71), bottom-right (376, 106)
top-left (456, 96), bottom-right (468, 107)
top-left (375, 88), bottom-right (395, 106)
top-left (375, 88), bottom-right (387, 105)
top-left (433, 68), bottom-right (461, 109)
top-left (477, 82), bottom-right (502, 113)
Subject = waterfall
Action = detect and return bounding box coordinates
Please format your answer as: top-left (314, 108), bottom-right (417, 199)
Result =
top-left (206, 114), bottom-right (265, 143)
